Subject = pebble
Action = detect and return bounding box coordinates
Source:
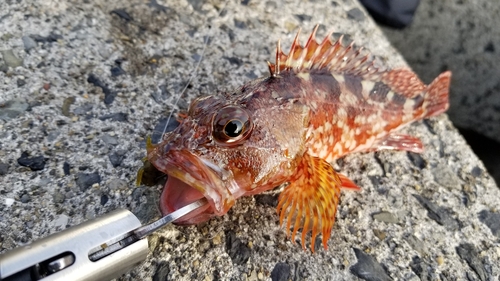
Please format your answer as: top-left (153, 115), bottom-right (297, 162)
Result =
top-left (53, 214), bottom-right (69, 229)
top-left (433, 163), bottom-right (461, 189)
top-left (152, 262), bottom-right (170, 281)
top-left (270, 262), bottom-right (290, 281)
top-left (254, 194), bottom-right (278, 207)
top-left (412, 194), bottom-right (460, 231)
top-left (22, 36), bottom-right (37, 51)
top-left (347, 8), bottom-right (366, 21)
top-left (17, 152), bottom-right (46, 171)
top-left (407, 152), bottom-right (427, 169)
top-left (456, 243), bottom-right (488, 281)
top-left (372, 211), bottom-right (399, 224)
top-left (99, 112), bottom-right (128, 122)
top-left (0, 100), bottom-right (29, 121)
top-left (0, 162), bottom-right (9, 175)
top-left (0, 50), bottom-right (23, 68)
top-left (87, 74), bottom-right (116, 104)
top-left (225, 230), bottom-right (251, 265)
top-left (61, 97), bottom-right (75, 117)
top-left (478, 210), bottom-right (500, 238)
top-left (350, 248), bottom-right (392, 281)
top-left (100, 194), bottom-right (109, 205)
top-left (100, 133), bottom-right (119, 146)
top-left (52, 191), bottom-right (65, 203)
top-left (409, 256), bottom-right (431, 281)
top-left (75, 172), bottom-right (101, 191)
top-left (20, 194), bottom-right (30, 203)
top-left (108, 150), bottom-right (126, 167)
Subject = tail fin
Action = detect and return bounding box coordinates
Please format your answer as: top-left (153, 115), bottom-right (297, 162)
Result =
top-left (424, 71), bottom-right (452, 117)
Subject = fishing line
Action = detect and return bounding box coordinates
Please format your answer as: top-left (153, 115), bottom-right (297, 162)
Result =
top-left (161, 1), bottom-right (229, 139)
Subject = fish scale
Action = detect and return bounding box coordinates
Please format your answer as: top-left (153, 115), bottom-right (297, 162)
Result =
top-left (139, 25), bottom-right (451, 252)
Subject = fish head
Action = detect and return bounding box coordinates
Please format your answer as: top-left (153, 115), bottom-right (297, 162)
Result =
top-left (148, 84), bottom-right (310, 224)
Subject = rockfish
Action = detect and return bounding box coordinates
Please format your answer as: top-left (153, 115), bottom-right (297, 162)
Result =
top-left (139, 26), bottom-right (451, 251)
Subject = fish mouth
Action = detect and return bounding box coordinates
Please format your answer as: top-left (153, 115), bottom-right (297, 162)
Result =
top-left (150, 150), bottom-right (237, 224)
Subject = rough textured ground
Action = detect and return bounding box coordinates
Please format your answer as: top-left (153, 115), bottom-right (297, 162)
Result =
top-left (380, 0), bottom-right (500, 185)
top-left (1, 0), bottom-right (499, 280)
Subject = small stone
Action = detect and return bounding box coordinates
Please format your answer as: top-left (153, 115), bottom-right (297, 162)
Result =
top-left (17, 152), bottom-right (46, 171)
top-left (270, 262), bottom-right (290, 281)
top-left (412, 194), bottom-right (460, 231)
top-left (212, 234), bottom-right (222, 245)
top-left (1, 50), bottom-right (23, 68)
top-left (108, 150), bottom-right (126, 167)
top-left (110, 66), bottom-right (126, 77)
top-left (99, 112), bottom-right (128, 122)
top-left (0, 162), bottom-right (9, 175)
top-left (100, 133), bottom-right (119, 146)
top-left (53, 214), bottom-right (68, 229)
top-left (63, 162), bottom-right (71, 175)
top-left (406, 235), bottom-right (427, 256)
top-left (408, 152), bottom-right (426, 169)
top-left (75, 172), bottom-right (101, 191)
top-left (20, 194), bottom-right (30, 203)
top-left (254, 194), bottom-right (278, 207)
top-left (410, 256), bottom-right (431, 281)
top-left (456, 243), bottom-right (487, 281)
top-left (372, 229), bottom-right (386, 240)
top-left (153, 262), bottom-right (169, 281)
top-left (61, 97), bottom-right (75, 117)
top-left (22, 35), bottom-right (37, 51)
top-left (17, 79), bottom-right (26, 87)
top-left (52, 191), bottom-right (65, 203)
top-left (436, 256), bottom-right (444, 266)
top-left (471, 166), bottom-right (483, 177)
top-left (433, 163), bottom-right (460, 189)
top-left (372, 211), bottom-right (399, 224)
top-left (225, 230), bottom-right (251, 265)
top-left (350, 248), bottom-right (392, 281)
top-left (0, 100), bottom-right (29, 121)
top-left (87, 74), bottom-right (116, 105)
top-left (478, 210), bottom-right (500, 238)
top-left (100, 194), bottom-right (109, 205)
top-left (347, 8), bottom-right (365, 21)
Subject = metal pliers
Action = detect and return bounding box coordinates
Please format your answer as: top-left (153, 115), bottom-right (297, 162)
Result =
top-left (0, 199), bottom-right (207, 281)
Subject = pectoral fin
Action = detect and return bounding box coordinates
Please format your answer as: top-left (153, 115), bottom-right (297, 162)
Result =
top-left (277, 153), bottom-right (343, 252)
top-left (373, 133), bottom-right (423, 153)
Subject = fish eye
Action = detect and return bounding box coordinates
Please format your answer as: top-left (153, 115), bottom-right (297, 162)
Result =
top-left (212, 106), bottom-right (253, 146)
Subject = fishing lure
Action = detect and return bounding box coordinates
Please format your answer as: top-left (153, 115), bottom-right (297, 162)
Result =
top-left (138, 25), bottom-right (451, 251)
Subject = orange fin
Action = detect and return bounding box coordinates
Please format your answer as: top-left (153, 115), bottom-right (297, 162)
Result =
top-left (268, 25), bottom-right (387, 79)
top-left (373, 133), bottom-right (423, 153)
top-left (338, 173), bottom-right (361, 191)
top-left (277, 153), bottom-right (342, 252)
top-left (423, 71), bottom-right (451, 117)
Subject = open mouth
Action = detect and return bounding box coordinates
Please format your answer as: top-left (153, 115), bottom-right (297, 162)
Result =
top-left (149, 150), bottom-right (236, 224)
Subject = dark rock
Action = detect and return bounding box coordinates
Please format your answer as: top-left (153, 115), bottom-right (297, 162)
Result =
top-left (350, 248), bottom-right (392, 281)
top-left (17, 152), bottom-right (46, 171)
top-left (148, 0), bottom-right (170, 13)
top-left (20, 194), bottom-right (30, 203)
top-left (347, 8), bottom-right (366, 21)
top-left (478, 210), bottom-right (500, 238)
top-left (412, 194), bottom-right (460, 231)
top-left (63, 162), bottom-right (71, 175)
top-left (75, 172), bottom-right (101, 191)
top-left (484, 41), bottom-right (495, 53)
top-left (456, 243), bottom-right (487, 281)
top-left (241, 0), bottom-right (251, 5)
top-left (407, 152), bottom-right (426, 169)
top-left (234, 19), bottom-right (247, 29)
top-left (471, 166), bottom-right (483, 177)
top-left (222, 56), bottom-right (242, 66)
top-left (87, 74), bottom-right (116, 104)
top-left (17, 79), bottom-right (26, 87)
top-left (0, 162), bottom-right (9, 175)
top-left (22, 35), bottom-right (37, 51)
top-left (225, 231), bottom-right (251, 265)
top-left (152, 262), bottom-right (169, 281)
top-left (294, 14), bottom-right (312, 22)
top-left (73, 104), bottom-right (93, 116)
top-left (99, 112), bottom-right (128, 122)
top-left (109, 150), bottom-right (127, 167)
top-left (151, 117), bottom-right (179, 144)
top-left (110, 9), bottom-right (133, 21)
top-left (270, 262), bottom-right (290, 281)
top-left (131, 188), bottom-right (159, 223)
top-left (30, 33), bottom-right (63, 43)
top-left (254, 194), bottom-right (278, 207)
top-left (100, 194), bottom-right (109, 205)
top-left (0, 99), bottom-right (29, 121)
top-left (409, 256), bottom-right (432, 281)
top-left (110, 66), bottom-right (126, 76)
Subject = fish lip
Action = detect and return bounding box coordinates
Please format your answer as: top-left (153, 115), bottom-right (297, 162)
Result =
top-left (149, 149), bottom-right (235, 216)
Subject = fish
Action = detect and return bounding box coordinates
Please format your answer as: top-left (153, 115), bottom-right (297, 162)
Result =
top-left (138, 25), bottom-right (451, 251)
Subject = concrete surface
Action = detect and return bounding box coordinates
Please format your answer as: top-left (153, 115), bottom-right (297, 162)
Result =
top-left (380, 0), bottom-right (500, 185)
top-left (1, 0), bottom-right (499, 280)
